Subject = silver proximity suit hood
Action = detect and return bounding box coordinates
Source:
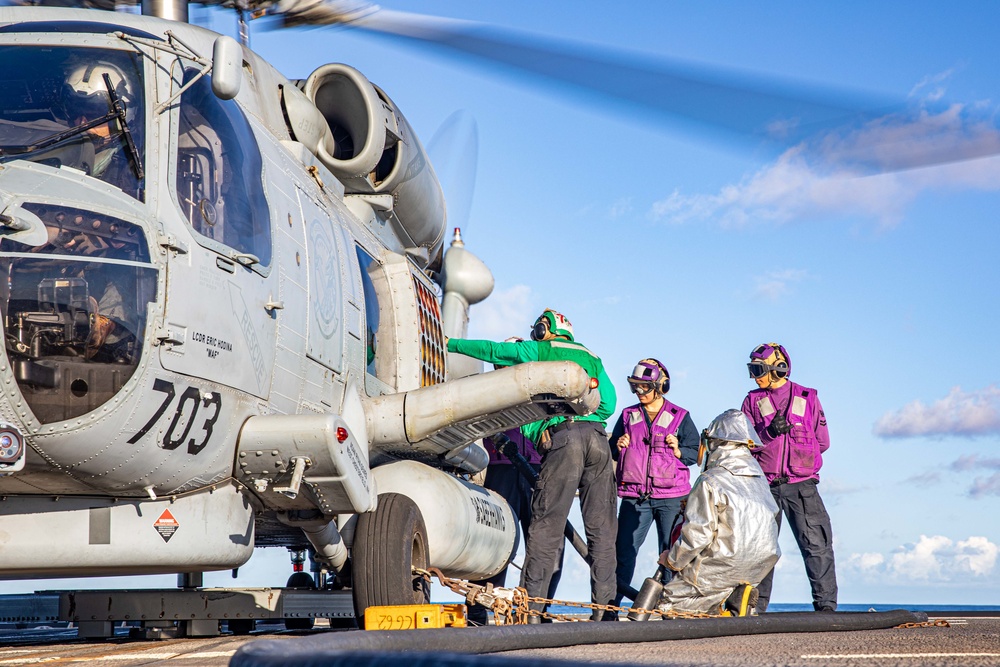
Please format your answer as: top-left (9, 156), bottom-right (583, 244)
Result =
top-left (659, 409), bottom-right (780, 614)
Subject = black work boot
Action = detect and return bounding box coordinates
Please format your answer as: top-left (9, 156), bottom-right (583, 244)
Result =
top-left (724, 583), bottom-right (758, 617)
top-left (466, 604), bottom-right (489, 626)
top-left (526, 602), bottom-right (545, 624)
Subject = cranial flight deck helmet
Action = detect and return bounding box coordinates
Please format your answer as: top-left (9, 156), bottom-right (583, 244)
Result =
top-left (66, 62), bottom-right (132, 118)
top-left (530, 309), bottom-right (574, 341)
top-left (627, 358), bottom-right (669, 396)
top-left (747, 342), bottom-right (791, 385)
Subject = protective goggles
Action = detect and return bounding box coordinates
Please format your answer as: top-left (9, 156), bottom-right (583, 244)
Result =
top-left (628, 381), bottom-right (655, 396)
top-left (747, 361), bottom-right (783, 378)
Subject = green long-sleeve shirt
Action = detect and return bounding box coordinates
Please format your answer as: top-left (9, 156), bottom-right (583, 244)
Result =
top-left (447, 337), bottom-right (616, 445)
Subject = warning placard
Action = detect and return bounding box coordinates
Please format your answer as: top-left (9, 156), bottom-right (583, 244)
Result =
top-left (154, 509), bottom-right (179, 543)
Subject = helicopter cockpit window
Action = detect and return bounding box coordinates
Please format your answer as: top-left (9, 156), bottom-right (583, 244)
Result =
top-left (0, 46), bottom-right (146, 200)
top-left (173, 63), bottom-right (272, 267)
top-left (0, 203), bottom-right (156, 424)
top-left (355, 246), bottom-right (381, 378)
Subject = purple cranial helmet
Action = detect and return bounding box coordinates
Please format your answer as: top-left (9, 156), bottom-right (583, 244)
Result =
top-left (747, 343), bottom-right (791, 380)
top-left (627, 358), bottom-right (669, 395)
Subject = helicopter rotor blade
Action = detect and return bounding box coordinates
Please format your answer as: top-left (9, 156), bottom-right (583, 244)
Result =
top-left (7, 0), bottom-right (997, 173)
top-left (275, 2), bottom-right (1000, 175)
top-left (426, 110), bottom-right (478, 236)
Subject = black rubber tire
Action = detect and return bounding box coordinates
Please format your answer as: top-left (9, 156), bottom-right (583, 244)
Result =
top-left (351, 493), bottom-right (431, 626)
top-left (286, 571), bottom-right (316, 588)
top-left (228, 619), bottom-right (255, 635)
top-left (284, 571), bottom-right (316, 630)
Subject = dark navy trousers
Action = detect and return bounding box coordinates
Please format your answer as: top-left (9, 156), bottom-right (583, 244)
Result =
top-left (520, 422), bottom-right (618, 619)
top-left (614, 495), bottom-right (684, 605)
top-left (757, 479), bottom-right (837, 612)
top-left (467, 464), bottom-right (563, 624)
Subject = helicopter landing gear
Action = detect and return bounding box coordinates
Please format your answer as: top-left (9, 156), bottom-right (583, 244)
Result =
top-left (228, 618), bottom-right (255, 635)
top-left (351, 493), bottom-right (430, 627)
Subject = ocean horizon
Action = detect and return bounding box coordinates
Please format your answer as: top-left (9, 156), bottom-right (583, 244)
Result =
top-left (534, 602), bottom-right (1000, 615)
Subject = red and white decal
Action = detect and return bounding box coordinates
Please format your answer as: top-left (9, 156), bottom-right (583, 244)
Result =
top-left (154, 509), bottom-right (179, 543)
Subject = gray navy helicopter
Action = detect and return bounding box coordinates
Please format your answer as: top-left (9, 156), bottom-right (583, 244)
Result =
top-left (0, 0), bottom-right (993, 637)
top-left (0, 0), bottom-right (609, 633)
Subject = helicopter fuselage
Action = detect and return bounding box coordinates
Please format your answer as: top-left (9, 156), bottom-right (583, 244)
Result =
top-left (0, 7), bottom-right (598, 592)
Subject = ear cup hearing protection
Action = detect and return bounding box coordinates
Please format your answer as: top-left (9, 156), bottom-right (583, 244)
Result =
top-left (530, 317), bottom-right (549, 341)
top-left (650, 358), bottom-right (670, 394)
top-left (769, 343), bottom-right (790, 379)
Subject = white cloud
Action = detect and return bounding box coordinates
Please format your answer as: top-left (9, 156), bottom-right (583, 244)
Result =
top-left (651, 150), bottom-right (916, 228)
top-left (950, 455), bottom-right (1000, 472)
top-left (813, 477), bottom-right (866, 496)
top-left (751, 268), bottom-right (809, 301)
top-left (468, 284), bottom-right (535, 341)
top-left (908, 68), bottom-right (957, 103)
top-left (845, 552), bottom-right (885, 574)
top-left (954, 536), bottom-right (1000, 576)
top-left (844, 535), bottom-right (999, 584)
top-left (969, 472), bottom-right (1000, 499)
top-left (873, 385), bottom-right (1000, 438)
top-left (649, 104), bottom-right (1000, 228)
top-left (887, 535), bottom-right (952, 580)
top-left (907, 456), bottom-right (1000, 498)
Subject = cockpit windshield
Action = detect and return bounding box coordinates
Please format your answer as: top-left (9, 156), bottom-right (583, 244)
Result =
top-left (0, 46), bottom-right (145, 200)
top-left (0, 203), bottom-right (156, 424)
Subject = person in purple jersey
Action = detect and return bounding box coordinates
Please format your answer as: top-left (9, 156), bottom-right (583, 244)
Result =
top-left (608, 359), bottom-right (699, 607)
top-left (465, 427), bottom-right (563, 625)
top-left (741, 342), bottom-right (837, 613)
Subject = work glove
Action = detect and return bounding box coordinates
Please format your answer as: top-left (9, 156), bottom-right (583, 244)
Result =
top-left (766, 413), bottom-right (793, 439)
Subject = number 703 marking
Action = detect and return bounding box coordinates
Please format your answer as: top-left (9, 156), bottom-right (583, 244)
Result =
top-left (127, 378), bottom-right (223, 454)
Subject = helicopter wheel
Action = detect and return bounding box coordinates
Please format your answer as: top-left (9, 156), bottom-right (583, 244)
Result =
top-left (284, 571), bottom-right (317, 630)
top-left (351, 493), bottom-right (430, 627)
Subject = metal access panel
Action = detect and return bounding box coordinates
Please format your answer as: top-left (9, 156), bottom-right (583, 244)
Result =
top-left (57, 588), bottom-right (354, 638)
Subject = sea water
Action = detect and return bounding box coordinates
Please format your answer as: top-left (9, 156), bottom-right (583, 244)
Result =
top-left (541, 602), bottom-right (1000, 616)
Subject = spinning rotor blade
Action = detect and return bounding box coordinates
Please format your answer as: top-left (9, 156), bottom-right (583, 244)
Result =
top-left (426, 110), bottom-right (478, 235)
top-left (276, 1), bottom-right (1000, 174)
top-left (6, 0), bottom-right (998, 172)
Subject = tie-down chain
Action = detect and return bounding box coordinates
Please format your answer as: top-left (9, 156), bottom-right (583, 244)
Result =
top-left (416, 567), bottom-right (716, 625)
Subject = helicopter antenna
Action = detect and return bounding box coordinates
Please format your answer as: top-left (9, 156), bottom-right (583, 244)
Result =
top-left (234, 0), bottom-right (251, 47)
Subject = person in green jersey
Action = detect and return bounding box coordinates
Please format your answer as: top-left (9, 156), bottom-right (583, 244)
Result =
top-left (448, 309), bottom-right (619, 621)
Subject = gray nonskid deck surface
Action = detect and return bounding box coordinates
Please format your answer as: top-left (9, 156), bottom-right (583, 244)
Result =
top-left (0, 614), bottom-right (993, 667)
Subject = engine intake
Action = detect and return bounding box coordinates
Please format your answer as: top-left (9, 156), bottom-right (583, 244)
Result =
top-left (295, 64), bottom-right (446, 257)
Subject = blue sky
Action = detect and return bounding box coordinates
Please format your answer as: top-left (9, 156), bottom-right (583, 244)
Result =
top-left (6, 1), bottom-right (999, 608)
top-left (304, 0), bottom-right (998, 607)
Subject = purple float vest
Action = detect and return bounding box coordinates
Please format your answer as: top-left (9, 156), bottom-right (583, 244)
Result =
top-left (484, 429), bottom-right (542, 466)
top-left (616, 399), bottom-right (691, 499)
top-left (745, 381), bottom-right (822, 482)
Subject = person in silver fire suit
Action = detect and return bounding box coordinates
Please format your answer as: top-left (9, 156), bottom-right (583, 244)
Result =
top-left (657, 409), bottom-right (780, 615)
